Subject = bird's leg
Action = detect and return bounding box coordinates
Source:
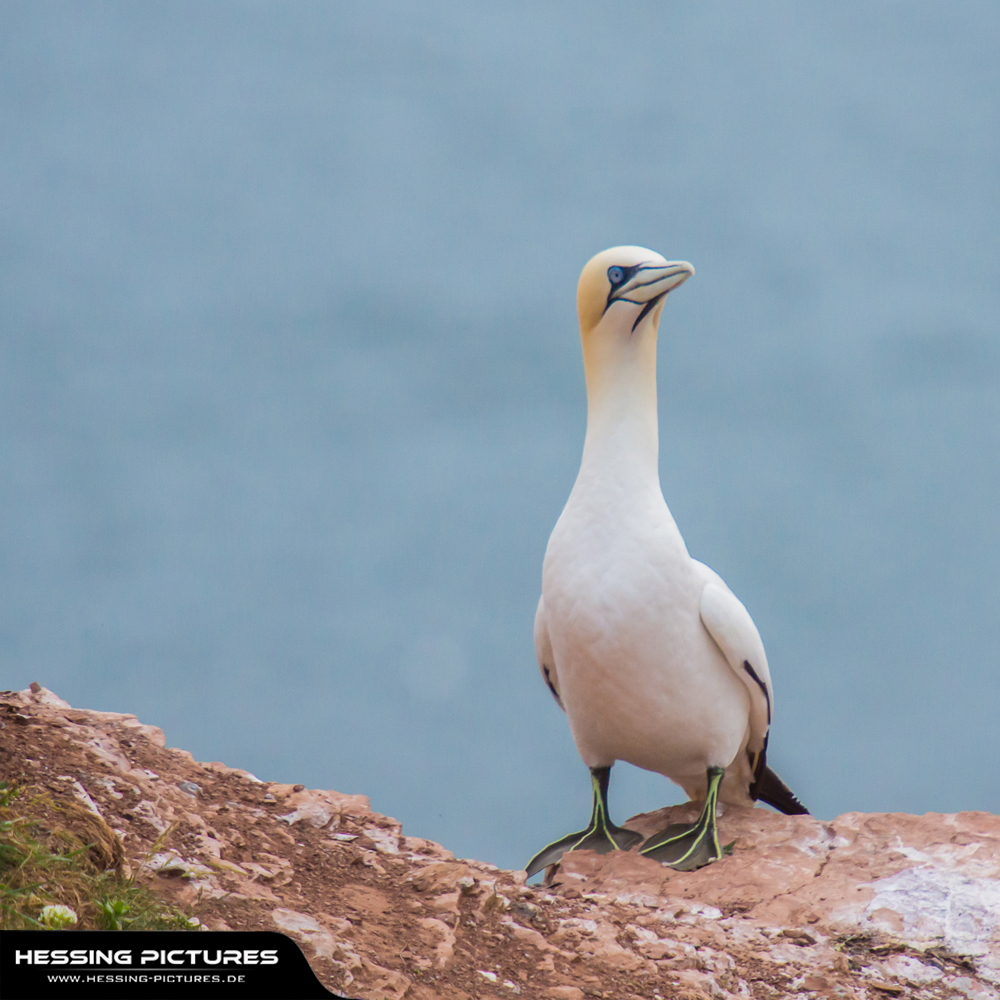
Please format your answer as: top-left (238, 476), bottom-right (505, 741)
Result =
top-left (524, 766), bottom-right (643, 878)
top-left (639, 765), bottom-right (728, 871)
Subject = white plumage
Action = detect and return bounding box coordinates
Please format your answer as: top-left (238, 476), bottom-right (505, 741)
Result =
top-left (527, 246), bottom-right (803, 876)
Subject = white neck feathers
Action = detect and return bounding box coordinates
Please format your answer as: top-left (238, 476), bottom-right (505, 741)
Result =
top-left (579, 320), bottom-right (660, 491)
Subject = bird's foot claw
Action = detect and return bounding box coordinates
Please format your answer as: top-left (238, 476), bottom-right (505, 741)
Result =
top-left (525, 823), bottom-right (642, 878)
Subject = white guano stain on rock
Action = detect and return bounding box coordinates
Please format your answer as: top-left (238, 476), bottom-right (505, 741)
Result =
top-left (864, 865), bottom-right (1000, 956)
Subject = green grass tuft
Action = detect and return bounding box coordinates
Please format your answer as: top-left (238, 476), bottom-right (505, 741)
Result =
top-left (1, 779), bottom-right (198, 931)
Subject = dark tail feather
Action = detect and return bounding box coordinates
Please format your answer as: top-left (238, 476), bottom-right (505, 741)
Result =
top-left (753, 766), bottom-right (809, 816)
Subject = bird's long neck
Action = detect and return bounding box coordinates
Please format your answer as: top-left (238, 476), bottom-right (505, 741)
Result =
top-left (578, 326), bottom-right (660, 493)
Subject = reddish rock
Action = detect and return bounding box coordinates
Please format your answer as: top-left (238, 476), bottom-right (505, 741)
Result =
top-left (3, 684), bottom-right (1000, 999)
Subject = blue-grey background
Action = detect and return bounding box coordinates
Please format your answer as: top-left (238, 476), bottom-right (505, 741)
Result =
top-left (2, 1), bottom-right (999, 869)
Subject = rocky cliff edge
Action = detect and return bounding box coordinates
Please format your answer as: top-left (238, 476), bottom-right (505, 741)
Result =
top-left (2, 684), bottom-right (999, 1000)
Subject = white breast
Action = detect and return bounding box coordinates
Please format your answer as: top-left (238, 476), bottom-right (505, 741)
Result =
top-left (541, 479), bottom-right (751, 786)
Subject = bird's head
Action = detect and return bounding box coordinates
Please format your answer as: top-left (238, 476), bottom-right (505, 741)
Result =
top-left (576, 246), bottom-right (694, 340)
top-left (575, 246), bottom-right (694, 412)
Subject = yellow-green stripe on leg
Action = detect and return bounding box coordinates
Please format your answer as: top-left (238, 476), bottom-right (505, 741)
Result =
top-left (525, 766), bottom-right (643, 878)
top-left (639, 766), bottom-right (727, 871)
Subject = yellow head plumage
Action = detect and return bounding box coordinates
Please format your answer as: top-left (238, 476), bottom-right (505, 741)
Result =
top-left (576, 246), bottom-right (694, 337)
top-left (575, 247), bottom-right (694, 409)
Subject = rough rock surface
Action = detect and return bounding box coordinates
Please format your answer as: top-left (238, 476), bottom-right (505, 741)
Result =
top-left (3, 684), bottom-right (999, 1000)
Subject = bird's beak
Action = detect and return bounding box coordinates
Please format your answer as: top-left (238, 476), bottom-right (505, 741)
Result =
top-left (606, 261), bottom-right (695, 331)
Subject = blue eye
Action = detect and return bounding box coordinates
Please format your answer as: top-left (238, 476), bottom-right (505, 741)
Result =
top-left (607, 266), bottom-right (625, 285)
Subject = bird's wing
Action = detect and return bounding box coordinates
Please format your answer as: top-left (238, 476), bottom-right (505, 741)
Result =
top-left (534, 595), bottom-right (564, 710)
top-left (691, 560), bottom-right (772, 753)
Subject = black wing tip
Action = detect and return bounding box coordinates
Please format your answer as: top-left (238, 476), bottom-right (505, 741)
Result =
top-left (753, 766), bottom-right (810, 816)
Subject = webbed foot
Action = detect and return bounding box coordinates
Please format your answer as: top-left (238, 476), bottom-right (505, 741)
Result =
top-left (525, 766), bottom-right (642, 878)
top-left (640, 765), bottom-right (726, 871)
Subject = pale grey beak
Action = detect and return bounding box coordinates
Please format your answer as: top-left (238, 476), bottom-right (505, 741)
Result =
top-left (606, 261), bottom-right (694, 331)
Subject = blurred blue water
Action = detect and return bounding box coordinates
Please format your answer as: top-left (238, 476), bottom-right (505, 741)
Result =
top-left (1, 1), bottom-right (999, 868)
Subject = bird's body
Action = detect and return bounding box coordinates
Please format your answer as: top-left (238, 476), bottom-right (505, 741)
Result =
top-left (526, 246), bottom-right (805, 877)
top-left (538, 545), bottom-right (753, 801)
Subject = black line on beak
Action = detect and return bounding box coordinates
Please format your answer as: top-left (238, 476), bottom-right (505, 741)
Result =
top-left (630, 291), bottom-right (667, 332)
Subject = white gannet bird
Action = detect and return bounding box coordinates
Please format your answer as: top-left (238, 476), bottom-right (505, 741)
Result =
top-left (527, 246), bottom-right (807, 877)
